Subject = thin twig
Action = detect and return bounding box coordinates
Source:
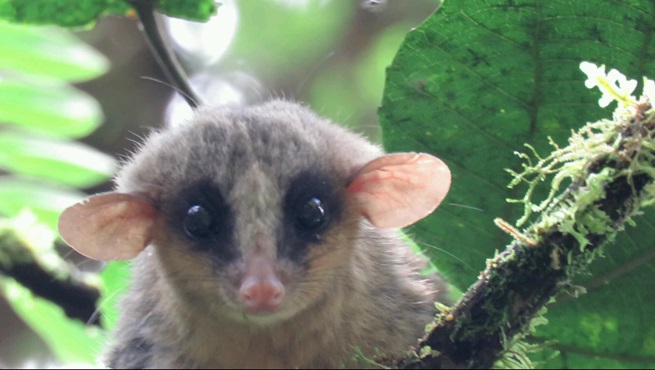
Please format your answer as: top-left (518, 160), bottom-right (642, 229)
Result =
top-left (127, 0), bottom-right (203, 108)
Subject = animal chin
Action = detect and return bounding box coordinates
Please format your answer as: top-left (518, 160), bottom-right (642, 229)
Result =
top-left (244, 301), bottom-right (281, 315)
top-left (238, 305), bottom-right (297, 326)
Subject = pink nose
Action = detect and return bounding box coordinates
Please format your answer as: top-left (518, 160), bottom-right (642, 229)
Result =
top-left (239, 275), bottom-right (285, 313)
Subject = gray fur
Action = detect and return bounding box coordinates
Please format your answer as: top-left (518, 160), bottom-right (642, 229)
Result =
top-left (106, 100), bottom-right (447, 368)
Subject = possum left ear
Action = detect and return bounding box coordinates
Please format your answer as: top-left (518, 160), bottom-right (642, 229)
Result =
top-left (347, 152), bottom-right (451, 229)
top-left (58, 193), bottom-right (158, 261)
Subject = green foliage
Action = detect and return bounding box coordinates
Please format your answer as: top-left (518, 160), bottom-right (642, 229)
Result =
top-left (380, 0), bottom-right (655, 368)
top-left (0, 132), bottom-right (116, 188)
top-left (0, 0), bottom-right (216, 27)
top-left (309, 22), bottom-right (415, 141)
top-left (0, 279), bottom-right (105, 363)
top-left (0, 180), bottom-right (82, 237)
top-left (0, 20), bottom-right (113, 229)
top-left (0, 80), bottom-right (103, 138)
top-left (0, 21), bottom-right (108, 81)
top-left (0, 0), bottom-right (114, 27)
top-left (98, 261), bottom-right (130, 330)
top-left (0, 212), bottom-right (104, 363)
top-left (228, 0), bottom-right (352, 84)
top-left (158, 0), bottom-right (217, 22)
top-left (0, 20), bottom-right (113, 364)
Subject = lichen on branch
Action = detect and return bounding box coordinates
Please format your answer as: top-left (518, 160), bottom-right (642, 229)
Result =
top-left (509, 62), bottom-right (655, 248)
top-left (399, 63), bottom-right (655, 369)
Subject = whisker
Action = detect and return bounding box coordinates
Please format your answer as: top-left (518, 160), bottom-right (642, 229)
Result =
top-left (445, 202), bottom-right (485, 212)
top-left (140, 76), bottom-right (200, 108)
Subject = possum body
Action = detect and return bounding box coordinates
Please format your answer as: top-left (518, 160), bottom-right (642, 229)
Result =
top-left (59, 100), bottom-right (451, 368)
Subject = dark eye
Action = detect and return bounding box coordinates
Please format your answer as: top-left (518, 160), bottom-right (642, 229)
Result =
top-left (184, 205), bottom-right (214, 239)
top-left (295, 197), bottom-right (328, 233)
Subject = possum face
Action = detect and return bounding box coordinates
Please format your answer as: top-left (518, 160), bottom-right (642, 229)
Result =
top-left (58, 100), bottom-right (451, 324)
top-left (151, 165), bottom-right (359, 324)
top-left (131, 101), bottom-right (372, 323)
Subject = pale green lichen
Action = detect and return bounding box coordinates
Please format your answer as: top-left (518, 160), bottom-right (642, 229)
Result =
top-left (418, 345), bottom-right (441, 359)
top-left (642, 183), bottom-right (655, 207)
top-left (349, 347), bottom-right (389, 369)
top-left (493, 307), bottom-right (549, 369)
top-left (496, 63), bottom-right (655, 369)
top-left (508, 63), bottom-right (655, 251)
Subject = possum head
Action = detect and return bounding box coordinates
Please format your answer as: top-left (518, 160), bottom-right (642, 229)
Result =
top-left (58, 100), bottom-right (451, 323)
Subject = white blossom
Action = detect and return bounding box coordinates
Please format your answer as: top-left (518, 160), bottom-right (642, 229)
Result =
top-left (643, 78), bottom-right (655, 104)
top-left (580, 61), bottom-right (604, 89)
top-left (579, 61), bottom-right (637, 108)
top-left (607, 68), bottom-right (637, 98)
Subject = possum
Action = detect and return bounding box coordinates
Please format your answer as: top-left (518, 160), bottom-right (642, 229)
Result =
top-left (58, 100), bottom-right (452, 368)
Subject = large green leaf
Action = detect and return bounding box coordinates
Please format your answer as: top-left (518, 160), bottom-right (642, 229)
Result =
top-left (530, 211), bottom-right (655, 368)
top-left (0, 0), bottom-right (216, 27)
top-left (379, 0), bottom-right (655, 367)
top-left (0, 21), bottom-right (109, 82)
top-left (381, 0), bottom-right (655, 288)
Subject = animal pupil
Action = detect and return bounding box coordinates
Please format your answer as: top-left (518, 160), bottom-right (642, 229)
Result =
top-left (184, 205), bottom-right (213, 238)
top-left (296, 197), bottom-right (327, 232)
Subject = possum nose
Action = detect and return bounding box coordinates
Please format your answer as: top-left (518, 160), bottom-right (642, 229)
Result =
top-left (239, 275), bottom-right (285, 313)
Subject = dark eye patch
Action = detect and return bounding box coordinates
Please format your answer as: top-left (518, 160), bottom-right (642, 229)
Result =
top-left (165, 181), bottom-right (236, 263)
top-left (281, 171), bottom-right (342, 262)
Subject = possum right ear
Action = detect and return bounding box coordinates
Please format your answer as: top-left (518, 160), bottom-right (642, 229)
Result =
top-left (347, 152), bottom-right (451, 229)
top-left (58, 193), bottom-right (158, 262)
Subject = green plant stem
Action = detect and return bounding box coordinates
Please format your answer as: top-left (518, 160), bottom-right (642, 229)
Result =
top-left (126, 0), bottom-right (202, 108)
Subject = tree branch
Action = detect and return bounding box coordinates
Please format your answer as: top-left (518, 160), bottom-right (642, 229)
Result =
top-left (399, 101), bottom-right (655, 368)
top-left (0, 228), bottom-right (101, 326)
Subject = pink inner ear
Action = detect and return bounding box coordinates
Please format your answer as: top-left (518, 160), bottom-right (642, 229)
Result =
top-left (58, 193), bottom-right (158, 262)
top-left (347, 152), bottom-right (451, 229)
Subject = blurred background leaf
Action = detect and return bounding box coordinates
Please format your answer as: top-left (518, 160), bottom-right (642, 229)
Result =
top-left (0, 180), bottom-right (84, 232)
top-left (0, 21), bottom-right (109, 80)
top-left (0, 80), bottom-right (104, 138)
top-left (379, 0), bottom-right (655, 367)
top-left (97, 261), bottom-right (130, 331)
top-left (0, 19), bottom-right (112, 367)
top-left (0, 132), bottom-right (115, 187)
top-left (0, 277), bottom-right (103, 363)
top-left (0, 0), bottom-right (215, 27)
top-left (0, 19), bottom-right (111, 232)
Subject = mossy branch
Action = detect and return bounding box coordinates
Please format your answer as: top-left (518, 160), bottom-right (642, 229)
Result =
top-left (397, 93), bottom-right (655, 368)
